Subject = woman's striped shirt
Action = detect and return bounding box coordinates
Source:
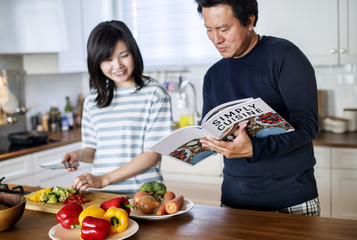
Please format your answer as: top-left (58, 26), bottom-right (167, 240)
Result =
top-left (81, 78), bottom-right (173, 193)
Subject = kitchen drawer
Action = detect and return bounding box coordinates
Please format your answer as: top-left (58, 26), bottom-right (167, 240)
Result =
top-left (314, 146), bottom-right (331, 168)
top-left (0, 155), bottom-right (33, 183)
top-left (163, 172), bottom-right (222, 206)
top-left (331, 148), bottom-right (357, 169)
top-left (161, 153), bottom-right (223, 176)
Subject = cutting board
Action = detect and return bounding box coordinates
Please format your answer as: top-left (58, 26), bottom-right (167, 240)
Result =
top-left (25, 191), bottom-right (126, 214)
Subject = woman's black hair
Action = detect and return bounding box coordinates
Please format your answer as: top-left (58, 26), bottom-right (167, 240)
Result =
top-left (87, 20), bottom-right (145, 108)
top-left (194, 0), bottom-right (258, 27)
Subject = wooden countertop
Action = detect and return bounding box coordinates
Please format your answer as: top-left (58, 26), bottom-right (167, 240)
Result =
top-left (313, 131), bottom-right (357, 148)
top-left (1, 128), bottom-right (356, 162)
top-left (1, 185), bottom-right (357, 240)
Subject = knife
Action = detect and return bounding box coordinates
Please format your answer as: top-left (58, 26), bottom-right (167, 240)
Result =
top-left (39, 161), bottom-right (79, 170)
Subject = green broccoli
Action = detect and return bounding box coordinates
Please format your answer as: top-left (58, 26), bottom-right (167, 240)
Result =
top-left (47, 193), bottom-right (58, 204)
top-left (58, 191), bottom-right (68, 203)
top-left (40, 191), bottom-right (49, 202)
top-left (51, 186), bottom-right (60, 195)
top-left (67, 186), bottom-right (78, 194)
top-left (139, 181), bottom-right (166, 202)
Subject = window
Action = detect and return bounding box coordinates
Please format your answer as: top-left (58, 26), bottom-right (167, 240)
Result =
top-left (115, 0), bottom-right (220, 68)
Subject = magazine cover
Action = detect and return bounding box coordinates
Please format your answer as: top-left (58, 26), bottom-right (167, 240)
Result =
top-left (150, 98), bottom-right (294, 165)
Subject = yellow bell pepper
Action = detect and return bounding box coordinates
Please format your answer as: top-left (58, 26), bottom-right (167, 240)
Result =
top-left (103, 207), bottom-right (129, 233)
top-left (78, 205), bottom-right (106, 225)
top-left (28, 187), bottom-right (51, 202)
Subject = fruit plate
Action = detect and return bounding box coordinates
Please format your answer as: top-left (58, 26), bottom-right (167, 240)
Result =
top-left (129, 198), bottom-right (194, 220)
top-left (49, 219), bottom-right (138, 240)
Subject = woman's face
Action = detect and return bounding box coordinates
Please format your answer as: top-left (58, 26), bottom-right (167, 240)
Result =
top-left (100, 40), bottom-right (135, 88)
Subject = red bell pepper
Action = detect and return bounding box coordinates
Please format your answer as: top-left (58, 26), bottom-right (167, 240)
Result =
top-left (100, 197), bottom-right (133, 215)
top-left (56, 201), bottom-right (83, 229)
top-left (79, 216), bottom-right (111, 240)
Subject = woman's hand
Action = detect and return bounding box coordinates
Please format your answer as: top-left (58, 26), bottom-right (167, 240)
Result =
top-left (200, 122), bottom-right (253, 158)
top-left (71, 173), bottom-right (104, 191)
top-left (61, 151), bottom-right (81, 171)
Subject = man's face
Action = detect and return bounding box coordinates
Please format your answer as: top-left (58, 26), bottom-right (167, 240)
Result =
top-left (202, 4), bottom-right (254, 58)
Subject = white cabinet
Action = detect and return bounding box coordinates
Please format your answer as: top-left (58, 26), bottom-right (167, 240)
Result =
top-left (314, 146), bottom-right (357, 220)
top-left (161, 154), bottom-right (223, 206)
top-left (0, 155), bottom-right (35, 186)
top-left (331, 148), bottom-right (357, 220)
top-left (256, 0), bottom-right (357, 65)
top-left (32, 142), bottom-right (92, 188)
top-left (314, 146), bottom-right (332, 217)
top-left (23, 0), bottom-right (113, 74)
top-left (0, 142), bottom-right (91, 188)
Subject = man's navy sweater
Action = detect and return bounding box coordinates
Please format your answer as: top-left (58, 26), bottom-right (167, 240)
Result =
top-left (202, 36), bottom-right (319, 210)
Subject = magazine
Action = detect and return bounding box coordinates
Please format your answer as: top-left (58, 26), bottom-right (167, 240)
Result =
top-left (150, 98), bottom-right (294, 165)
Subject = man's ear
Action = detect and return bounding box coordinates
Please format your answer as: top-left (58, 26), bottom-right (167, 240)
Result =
top-left (247, 15), bottom-right (256, 31)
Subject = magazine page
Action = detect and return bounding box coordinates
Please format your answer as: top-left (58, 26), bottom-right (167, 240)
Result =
top-left (202, 98), bottom-right (294, 140)
top-left (201, 97), bottom-right (253, 124)
top-left (149, 126), bottom-right (216, 165)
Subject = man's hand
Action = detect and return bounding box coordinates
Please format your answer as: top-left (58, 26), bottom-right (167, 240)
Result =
top-left (200, 122), bottom-right (253, 158)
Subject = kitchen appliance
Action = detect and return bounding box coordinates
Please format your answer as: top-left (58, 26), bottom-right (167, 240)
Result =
top-left (0, 177), bottom-right (31, 195)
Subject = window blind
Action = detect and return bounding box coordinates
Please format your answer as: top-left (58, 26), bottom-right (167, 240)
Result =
top-left (115, 0), bottom-right (220, 67)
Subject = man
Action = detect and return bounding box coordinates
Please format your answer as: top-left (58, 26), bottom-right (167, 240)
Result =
top-left (196, 0), bottom-right (320, 216)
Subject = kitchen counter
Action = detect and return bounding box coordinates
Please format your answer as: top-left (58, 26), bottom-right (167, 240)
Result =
top-left (313, 131), bottom-right (357, 148)
top-left (1, 129), bottom-right (356, 162)
top-left (0, 128), bottom-right (82, 161)
top-left (1, 185), bottom-right (357, 240)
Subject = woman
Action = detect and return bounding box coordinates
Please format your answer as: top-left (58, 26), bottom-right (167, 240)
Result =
top-left (61, 20), bottom-right (173, 194)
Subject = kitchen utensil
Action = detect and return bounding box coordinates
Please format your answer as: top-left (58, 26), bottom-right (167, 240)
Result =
top-left (129, 198), bottom-right (194, 220)
top-left (343, 108), bottom-right (357, 132)
top-left (0, 193), bottom-right (26, 232)
top-left (8, 131), bottom-right (49, 146)
top-left (39, 161), bottom-right (79, 170)
top-left (49, 219), bottom-right (139, 240)
top-left (25, 191), bottom-right (125, 214)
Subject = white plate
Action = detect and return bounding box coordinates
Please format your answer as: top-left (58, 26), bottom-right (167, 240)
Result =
top-left (49, 219), bottom-right (139, 240)
top-left (129, 198), bottom-right (194, 220)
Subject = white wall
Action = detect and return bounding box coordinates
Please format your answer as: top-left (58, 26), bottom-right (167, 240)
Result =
top-left (24, 72), bottom-right (90, 129)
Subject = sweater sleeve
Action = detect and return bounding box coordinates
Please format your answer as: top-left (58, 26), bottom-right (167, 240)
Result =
top-left (250, 46), bottom-right (319, 162)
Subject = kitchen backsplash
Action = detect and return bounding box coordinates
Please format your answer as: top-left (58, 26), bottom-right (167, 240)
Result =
top-left (1, 56), bottom-right (356, 132)
top-left (315, 65), bottom-right (357, 118)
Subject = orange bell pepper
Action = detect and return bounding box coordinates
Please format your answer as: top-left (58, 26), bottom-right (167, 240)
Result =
top-left (103, 207), bottom-right (129, 233)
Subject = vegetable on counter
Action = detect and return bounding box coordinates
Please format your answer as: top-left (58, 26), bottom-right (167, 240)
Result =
top-left (165, 195), bottom-right (184, 215)
top-left (28, 187), bottom-right (51, 202)
top-left (103, 207), bottom-right (129, 233)
top-left (27, 186), bottom-right (85, 204)
top-left (156, 191), bottom-right (176, 216)
top-left (100, 196), bottom-right (133, 215)
top-left (73, 216), bottom-right (111, 240)
top-left (134, 192), bottom-right (161, 214)
top-left (78, 205), bottom-right (106, 225)
top-left (139, 181), bottom-right (166, 202)
top-left (56, 201), bottom-right (83, 229)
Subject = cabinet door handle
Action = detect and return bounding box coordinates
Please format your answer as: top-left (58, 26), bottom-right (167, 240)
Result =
top-left (339, 48), bottom-right (347, 54)
top-left (330, 49), bottom-right (338, 54)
